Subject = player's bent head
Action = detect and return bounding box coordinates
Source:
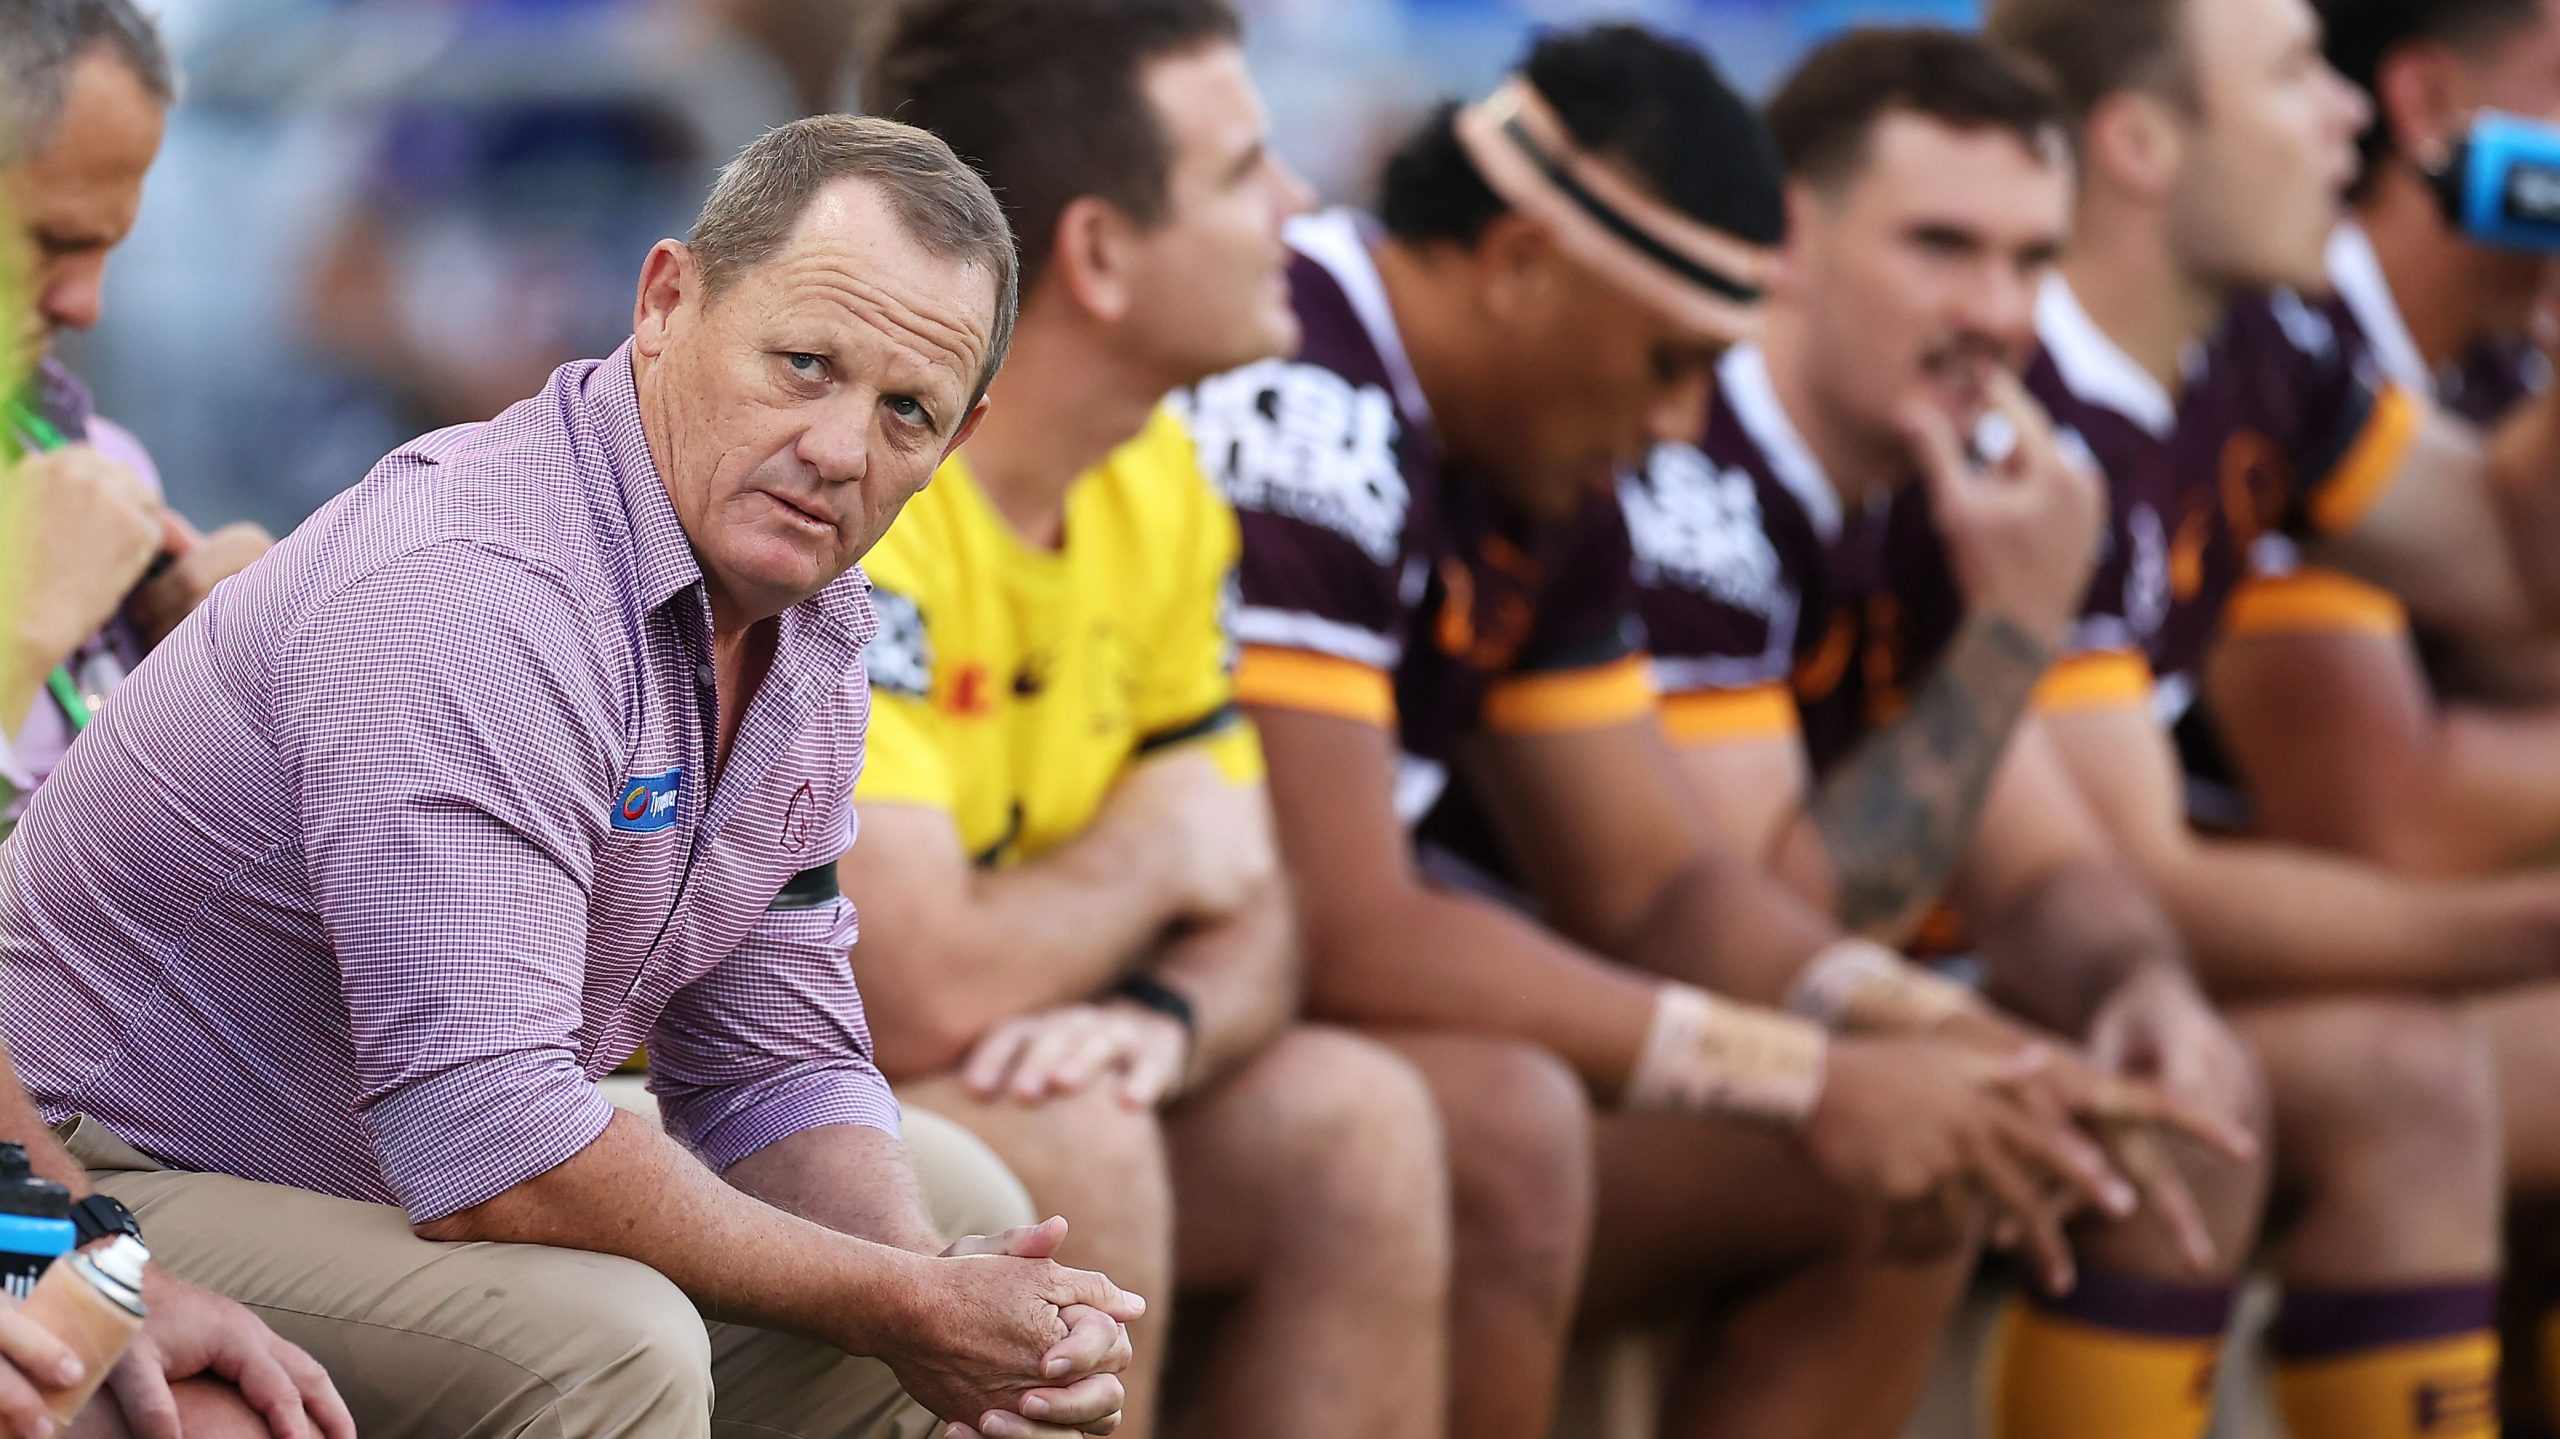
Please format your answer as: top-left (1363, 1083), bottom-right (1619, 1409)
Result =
top-left (1989, 0), bottom-right (2367, 293)
top-left (1375, 23), bottom-right (1785, 520)
top-left (1766, 27), bottom-right (2071, 439)
top-left (635, 115), bottom-right (1015, 623)
top-left (0, 0), bottom-right (175, 353)
top-left (867, 0), bottom-right (1305, 383)
top-left (2322, 0), bottom-right (2560, 197)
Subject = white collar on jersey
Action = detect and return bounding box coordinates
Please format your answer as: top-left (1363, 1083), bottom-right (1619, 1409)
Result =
top-left (1285, 208), bottom-right (1438, 429)
top-left (2036, 272), bottom-right (2185, 439)
top-left (1717, 343), bottom-right (1843, 542)
top-left (2325, 221), bottom-right (2433, 397)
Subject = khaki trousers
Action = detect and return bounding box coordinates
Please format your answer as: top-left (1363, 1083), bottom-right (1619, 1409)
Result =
top-left (63, 1107), bottom-right (1036, 1439)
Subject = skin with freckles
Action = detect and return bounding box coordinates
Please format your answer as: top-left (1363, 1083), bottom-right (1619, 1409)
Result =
top-left (630, 178), bottom-right (997, 634)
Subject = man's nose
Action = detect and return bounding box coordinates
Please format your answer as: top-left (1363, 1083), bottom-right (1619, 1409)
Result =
top-left (41, 259), bottom-right (105, 335)
top-left (799, 402), bottom-right (874, 485)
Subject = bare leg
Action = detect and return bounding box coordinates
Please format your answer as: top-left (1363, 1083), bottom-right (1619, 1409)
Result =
top-left (1375, 1032), bottom-right (1596, 1439)
top-left (1165, 1027), bottom-right (1451, 1439)
top-left (2473, 981), bottom-right (2560, 1197)
top-left (2237, 998), bottom-right (2499, 1287)
top-left (896, 1078), bottom-right (1176, 1439)
top-left (1587, 1110), bottom-right (1972, 1439)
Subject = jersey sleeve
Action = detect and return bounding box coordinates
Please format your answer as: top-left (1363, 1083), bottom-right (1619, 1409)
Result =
top-left (2250, 291), bottom-right (2425, 539)
top-left (1480, 492), bottom-right (1654, 737)
top-left (1127, 411), bottom-right (1264, 787)
top-left (1618, 444), bottom-right (1804, 746)
top-left (849, 542), bottom-right (955, 814)
top-left (1180, 359), bottom-right (1411, 731)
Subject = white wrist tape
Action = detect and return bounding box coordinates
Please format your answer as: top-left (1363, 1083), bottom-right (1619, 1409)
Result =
top-left (1624, 983), bottom-right (1828, 1126)
top-left (1785, 938), bottom-right (1976, 1033)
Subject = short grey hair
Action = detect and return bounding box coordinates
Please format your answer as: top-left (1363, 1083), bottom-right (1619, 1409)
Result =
top-left (690, 114), bottom-right (1019, 406)
top-left (0, 0), bottom-right (176, 165)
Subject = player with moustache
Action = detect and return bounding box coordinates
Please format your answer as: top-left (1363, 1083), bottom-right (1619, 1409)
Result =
top-left (1627, 26), bottom-right (2496, 1439)
top-left (1970, 0), bottom-right (2560, 1430)
top-left (1187, 23), bottom-right (2209, 1439)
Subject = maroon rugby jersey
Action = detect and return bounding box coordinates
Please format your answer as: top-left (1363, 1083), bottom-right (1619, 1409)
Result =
top-left (2032, 274), bottom-right (2422, 725)
top-left (1180, 210), bottom-right (1652, 827)
top-left (2321, 223), bottom-right (2543, 430)
top-left (1626, 345), bottom-right (1965, 773)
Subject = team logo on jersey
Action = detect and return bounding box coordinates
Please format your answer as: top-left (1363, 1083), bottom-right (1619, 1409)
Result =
top-left (867, 589), bottom-right (932, 699)
top-left (612, 768), bottom-right (684, 833)
top-left (1180, 360), bottom-right (1411, 565)
top-left (1620, 443), bottom-right (1787, 619)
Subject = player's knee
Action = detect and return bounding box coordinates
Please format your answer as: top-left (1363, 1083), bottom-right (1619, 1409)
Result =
top-left (1245, 1028), bottom-right (1453, 1281)
top-left (2272, 1001), bottom-right (2497, 1177)
top-left (1437, 1041), bottom-right (1594, 1315)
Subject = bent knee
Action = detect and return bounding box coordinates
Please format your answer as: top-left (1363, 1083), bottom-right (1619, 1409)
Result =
top-left (1229, 1028), bottom-right (1452, 1257)
top-left (1407, 1037), bottom-right (1594, 1301)
top-left (438, 1249), bottom-right (714, 1433)
top-left (2250, 999), bottom-right (2498, 1166)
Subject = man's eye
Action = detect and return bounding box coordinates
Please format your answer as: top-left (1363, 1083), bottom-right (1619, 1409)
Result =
top-left (787, 353), bottom-right (826, 378)
top-left (887, 396), bottom-right (930, 425)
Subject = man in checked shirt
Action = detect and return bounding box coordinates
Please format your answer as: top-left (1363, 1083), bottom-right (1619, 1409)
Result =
top-left (0, 115), bottom-right (1145, 1439)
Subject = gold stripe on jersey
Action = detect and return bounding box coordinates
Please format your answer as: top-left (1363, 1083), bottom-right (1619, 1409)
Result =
top-left (1483, 654), bottom-right (1657, 735)
top-left (2309, 384), bottom-right (2423, 537)
top-left (1660, 683), bottom-right (1800, 745)
top-left (2032, 650), bottom-right (2155, 715)
top-left (2223, 568), bottom-right (2410, 640)
top-left (1236, 645), bottom-right (1397, 728)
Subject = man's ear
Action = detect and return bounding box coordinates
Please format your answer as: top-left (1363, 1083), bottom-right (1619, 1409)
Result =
top-left (1473, 210), bottom-right (1562, 328)
top-left (634, 240), bottom-right (697, 358)
top-left (942, 396), bottom-right (993, 460)
top-left (1051, 196), bottom-right (1140, 325)
top-left (2374, 41), bottom-right (2467, 172)
top-left (2082, 88), bottom-right (2188, 205)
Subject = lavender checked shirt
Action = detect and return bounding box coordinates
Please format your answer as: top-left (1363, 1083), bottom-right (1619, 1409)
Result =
top-left (0, 344), bottom-right (895, 1223)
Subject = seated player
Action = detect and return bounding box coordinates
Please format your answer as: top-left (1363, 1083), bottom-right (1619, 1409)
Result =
top-left (1187, 24), bottom-right (2237, 1439)
top-left (2202, 0), bottom-right (2560, 874)
top-left (1630, 26), bottom-right (2504, 1439)
top-left (840, 6), bottom-right (1452, 1437)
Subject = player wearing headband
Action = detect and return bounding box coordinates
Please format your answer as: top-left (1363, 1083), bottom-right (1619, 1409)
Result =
top-left (1187, 24), bottom-right (2197, 1439)
top-left (1636, 25), bottom-right (2501, 1439)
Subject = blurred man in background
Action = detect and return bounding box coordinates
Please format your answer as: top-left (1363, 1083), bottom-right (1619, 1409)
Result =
top-left (1641, 25), bottom-right (2497, 1439)
top-left (1979, 0), bottom-right (2560, 1429)
top-left (0, 0), bottom-right (267, 824)
top-left (848, 4), bottom-right (1453, 1436)
top-left (1194, 23), bottom-right (2206, 1438)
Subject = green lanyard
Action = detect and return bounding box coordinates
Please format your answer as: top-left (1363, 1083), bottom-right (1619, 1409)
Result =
top-left (6, 393), bottom-right (92, 732)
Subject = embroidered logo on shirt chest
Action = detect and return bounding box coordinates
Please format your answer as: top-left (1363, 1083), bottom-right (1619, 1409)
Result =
top-left (613, 767), bottom-right (685, 833)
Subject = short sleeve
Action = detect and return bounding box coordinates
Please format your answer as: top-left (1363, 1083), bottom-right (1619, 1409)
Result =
top-left (2247, 292), bottom-right (2424, 538)
top-left (1180, 359), bottom-right (1411, 729)
top-left (1619, 443), bottom-right (1805, 746)
top-left (1128, 413), bottom-right (1259, 786)
top-left (1479, 492), bottom-right (1652, 737)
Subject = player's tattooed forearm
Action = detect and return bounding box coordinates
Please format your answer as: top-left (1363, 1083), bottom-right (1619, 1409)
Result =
top-left (1810, 614), bottom-right (2050, 937)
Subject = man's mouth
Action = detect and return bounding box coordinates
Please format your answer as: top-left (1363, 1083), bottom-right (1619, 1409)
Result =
top-left (762, 490), bottom-right (838, 535)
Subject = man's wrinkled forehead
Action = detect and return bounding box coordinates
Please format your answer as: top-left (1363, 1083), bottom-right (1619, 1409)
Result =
top-left (745, 182), bottom-right (996, 398)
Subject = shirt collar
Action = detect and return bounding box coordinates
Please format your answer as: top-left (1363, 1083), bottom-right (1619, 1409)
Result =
top-left (2038, 273), bottom-right (2185, 439)
top-left (31, 358), bottom-right (93, 441)
top-left (1287, 208), bottom-right (1437, 431)
top-left (1718, 344), bottom-right (1842, 542)
top-left (2326, 221), bottom-right (2432, 398)
top-left (585, 342), bottom-right (877, 649)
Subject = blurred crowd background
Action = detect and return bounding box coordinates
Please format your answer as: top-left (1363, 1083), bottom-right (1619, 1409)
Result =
top-left (85, 0), bottom-right (1974, 536)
